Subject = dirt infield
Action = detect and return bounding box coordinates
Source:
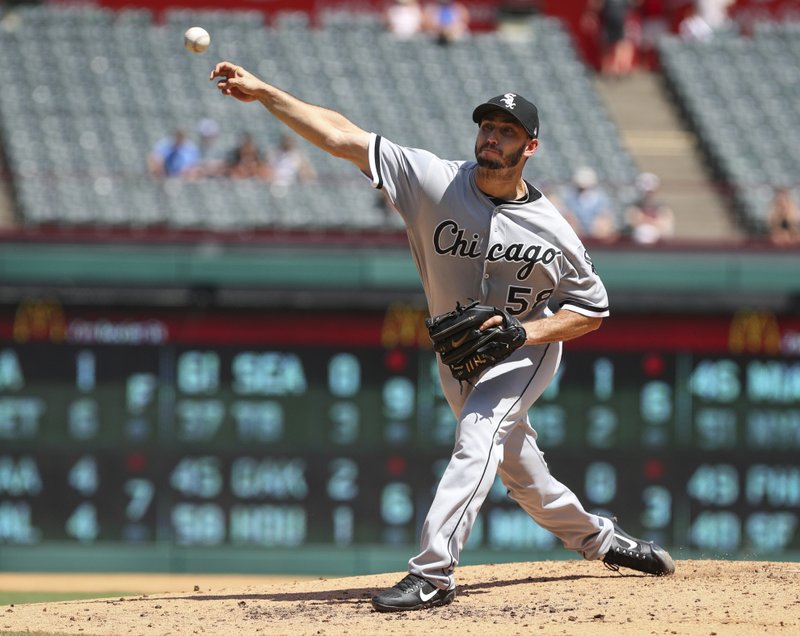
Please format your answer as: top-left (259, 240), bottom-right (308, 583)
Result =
top-left (1, 560), bottom-right (798, 635)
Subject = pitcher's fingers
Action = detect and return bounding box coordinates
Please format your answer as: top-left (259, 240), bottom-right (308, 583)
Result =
top-left (216, 80), bottom-right (235, 95)
top-left (209, 61), bottom-right (236, 80)
top-left (479, 316), bottom-right (503, 331)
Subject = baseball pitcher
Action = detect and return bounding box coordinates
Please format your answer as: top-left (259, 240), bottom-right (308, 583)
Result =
top-left (210, 62), bottom-right (675, 612)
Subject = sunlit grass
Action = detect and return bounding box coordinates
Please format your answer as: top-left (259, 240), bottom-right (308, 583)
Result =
top-left (0, 590), bottom-right (133, 605)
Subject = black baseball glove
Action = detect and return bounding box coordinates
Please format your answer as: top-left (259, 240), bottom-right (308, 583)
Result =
top-left (425, 301), bottom-right (527, 381)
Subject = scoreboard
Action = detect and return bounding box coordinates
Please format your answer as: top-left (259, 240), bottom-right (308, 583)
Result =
top-left (1, 302), bottom-right (799, 560)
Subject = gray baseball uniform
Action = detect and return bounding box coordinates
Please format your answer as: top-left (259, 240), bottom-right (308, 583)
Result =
top-left (366, 134), bottom-right (615, 590)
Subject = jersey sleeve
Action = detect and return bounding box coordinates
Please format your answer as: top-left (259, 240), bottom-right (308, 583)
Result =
top-left (553, 240), bottom-right (610, 318)
top-left (366, 133), bottom-right (435, 223)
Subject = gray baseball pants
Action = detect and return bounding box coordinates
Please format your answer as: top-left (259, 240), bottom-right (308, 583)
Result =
top-left (409, 341), bottom-right (614, 590)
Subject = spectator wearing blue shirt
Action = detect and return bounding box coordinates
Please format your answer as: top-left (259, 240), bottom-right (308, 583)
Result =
top-left (423, 0), bottom-right (469, 45)
top-left (560, 166), bottom-right (619, 242)
top-left (148, 129), bottom-right (200, 178)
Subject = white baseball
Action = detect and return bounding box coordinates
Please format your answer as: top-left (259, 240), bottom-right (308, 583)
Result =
top-left (184, 26), bottom-right (211, 53)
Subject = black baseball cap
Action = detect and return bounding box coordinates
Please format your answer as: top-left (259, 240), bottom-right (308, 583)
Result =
top-left (472, 93), bottom-right (539, 139)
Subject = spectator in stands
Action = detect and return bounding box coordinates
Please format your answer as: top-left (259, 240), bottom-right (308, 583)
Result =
top-left (226, 132), bottom-right (270, 180)
top-left (678, 4), bottom-right (713, 41)
top-left (384, 0), bottom-right (424, 40)
top-left (767, 187), bottom-right (800, 246)
top-left (422, 0), bottom-right (470, 45)
top-left (624, 172), bottom-right (675, 244)
top-left (560, 166), bottom-right (619, 242)
top-left (269, 134), bottom-right (316, 188)
top-left (583, 0), bottom-right (637, 78)
top-left (635, 0), bottom-right (670, 70)
top-left (147, 129), bottom-right (200, 179)
top-left (697, 0), bottom-right (734, 32)
top-left (187, 117), bottom-right (230, 179)
top-left (191, 117), bottom-right (226, 179)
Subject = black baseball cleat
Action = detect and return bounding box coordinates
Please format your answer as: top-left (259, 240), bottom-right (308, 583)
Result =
top-left (371, 573), bottom-right (455, 612)
top-left (602, 518), bottom-right (676, 576)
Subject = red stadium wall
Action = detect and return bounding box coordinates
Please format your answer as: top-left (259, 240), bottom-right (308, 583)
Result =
top-left (94, 0), bottom-right (800, 29)
top-left (90, 0), bottom-right (800, 67)
top-left (540, 0), bottom-right (800, 70)
top-left (94, 0), bottom-right (517, 30)
top-left (729, 0), bottom-right (800, 29)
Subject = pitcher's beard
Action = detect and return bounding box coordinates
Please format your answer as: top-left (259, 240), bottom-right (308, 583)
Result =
top-left (475, 142), bottom-right (526, 171)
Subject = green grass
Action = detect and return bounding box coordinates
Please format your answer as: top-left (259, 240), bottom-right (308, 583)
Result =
top-left (0, 591), bottom-right (134, 606)
top-left (1, 591), bottom-right (140, 636)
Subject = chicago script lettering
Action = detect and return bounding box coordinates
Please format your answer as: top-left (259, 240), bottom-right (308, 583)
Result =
top-left (433, 220), bottom-right (561, 280)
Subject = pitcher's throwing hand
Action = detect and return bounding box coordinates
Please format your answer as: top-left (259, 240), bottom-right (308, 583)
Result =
top-left (210, 62), bottom-right (261, 102)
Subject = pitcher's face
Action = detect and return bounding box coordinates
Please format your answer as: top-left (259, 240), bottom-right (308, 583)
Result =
top-left (474, 113), bottom-right (537, 170)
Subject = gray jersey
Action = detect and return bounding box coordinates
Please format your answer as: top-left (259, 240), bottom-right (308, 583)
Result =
top-left (366, 134), bottom-right (609, 320)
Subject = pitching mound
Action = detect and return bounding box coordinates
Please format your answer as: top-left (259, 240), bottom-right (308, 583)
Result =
top-left (2, 560), bottom-right (798, 635)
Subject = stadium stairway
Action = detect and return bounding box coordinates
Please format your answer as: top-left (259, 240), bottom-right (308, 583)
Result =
top-left (594, 71), bottom-right (741, 241)
top-left (0, 151), bottom-right (13, 229)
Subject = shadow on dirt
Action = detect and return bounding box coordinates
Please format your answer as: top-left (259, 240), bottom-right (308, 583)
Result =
top-left (104, 572), bottom-right (609, 605)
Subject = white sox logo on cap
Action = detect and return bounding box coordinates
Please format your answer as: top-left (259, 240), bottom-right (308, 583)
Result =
top-left (500, 93), bottom-right (517, 109)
